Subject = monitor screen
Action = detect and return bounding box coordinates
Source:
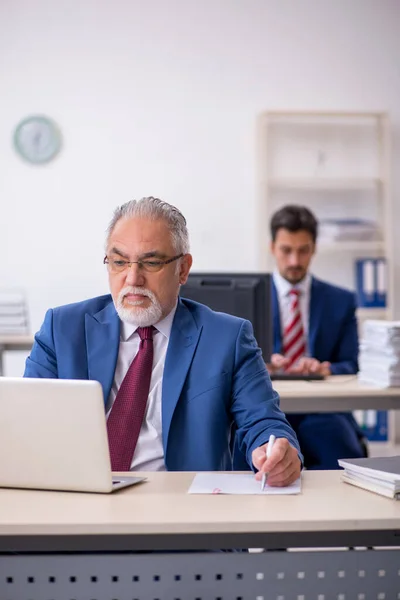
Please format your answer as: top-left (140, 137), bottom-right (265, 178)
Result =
top-left (180, 272), bottom-right (272, 362)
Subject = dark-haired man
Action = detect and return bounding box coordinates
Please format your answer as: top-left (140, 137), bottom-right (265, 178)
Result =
top-left (268, 204), bottom-right (366, 469)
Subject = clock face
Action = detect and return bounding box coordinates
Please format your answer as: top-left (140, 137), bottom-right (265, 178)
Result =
top-left (13, 115), bottom-right (62, 164)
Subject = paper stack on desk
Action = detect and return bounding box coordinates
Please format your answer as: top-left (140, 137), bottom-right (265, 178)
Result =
top-left (338, 456), bottom-right (400, 500)
top-left (0, 290), bottom-right (29, 335)
top-left (188, 473), bottom-right (301, 495)
top-left (358, 320), bottom-right (400, 387)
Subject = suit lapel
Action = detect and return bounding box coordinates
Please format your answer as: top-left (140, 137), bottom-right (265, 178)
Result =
top-left (85, 301), bottom-right (120, 405)
top-left (272, 280), bottom-right (282, 353)
top-left (162, 299), bottom-right (202, 453)
top-left (308, 277), bottom-right (324, 356)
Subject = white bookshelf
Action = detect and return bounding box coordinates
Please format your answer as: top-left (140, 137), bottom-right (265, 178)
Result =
top-left (257, 110), bottom-right (393, 323)
top-left (318, 240), bottom-right (386, 253)
top-left (268, 177), bottom-right (382, 191)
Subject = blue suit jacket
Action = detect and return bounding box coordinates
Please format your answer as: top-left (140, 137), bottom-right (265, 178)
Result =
top-left (272, 277), bottom-right (359, 374)
top-left (24, 295), bottom-right (300, 471)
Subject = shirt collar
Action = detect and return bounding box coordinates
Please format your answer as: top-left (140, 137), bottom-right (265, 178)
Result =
top-left (120, 300), bottom-right (178, 342)
top-left (273, 269), bottom-right (312, 299)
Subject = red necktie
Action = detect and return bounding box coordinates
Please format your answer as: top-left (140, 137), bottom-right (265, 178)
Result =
top-left (107, 326), bottom-right (155, 471)
top-left (282, 289), bottom-right (306, 370)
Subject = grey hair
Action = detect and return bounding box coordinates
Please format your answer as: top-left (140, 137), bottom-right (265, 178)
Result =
top-left (105, 196), bottom-right (190, 254)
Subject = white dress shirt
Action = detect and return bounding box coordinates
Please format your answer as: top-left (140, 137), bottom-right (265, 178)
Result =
top-left (273, 270), bottom-right (312, 354)
top-left (106, 304), bottom-right (177, 472)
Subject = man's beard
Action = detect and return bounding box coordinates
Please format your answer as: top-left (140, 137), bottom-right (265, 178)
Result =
top-left (284, 267), bottom-right (305, 284)
top-left (115, 286), bottom-right (163, 326)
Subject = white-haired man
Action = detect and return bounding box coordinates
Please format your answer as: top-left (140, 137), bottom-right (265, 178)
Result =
top-left (25, 197), bottom-right (301, 485)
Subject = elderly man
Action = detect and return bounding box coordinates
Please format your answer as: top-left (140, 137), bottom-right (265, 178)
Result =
top-left (25, 197), bottom-right (301, 485)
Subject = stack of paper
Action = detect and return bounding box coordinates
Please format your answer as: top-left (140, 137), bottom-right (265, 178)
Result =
top-left (358, 320), bottom-right (400, 387)
top-left (338, 456), bottom-right (400, 500)
top-left (319, 219), bottom-right (379, 243)
top-left (0, 290), bottom-right (29, 335)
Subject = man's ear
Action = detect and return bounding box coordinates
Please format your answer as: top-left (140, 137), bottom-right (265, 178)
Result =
top-left (179, 254), bottom-right (193, 285)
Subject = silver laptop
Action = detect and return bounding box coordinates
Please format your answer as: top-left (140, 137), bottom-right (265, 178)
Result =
top-left (0, 377), bottom-right (146, 493)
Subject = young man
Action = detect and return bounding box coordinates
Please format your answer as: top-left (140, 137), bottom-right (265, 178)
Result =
top-left (268, 204), bottom-right (366, 469)
top-left (25, 197), bottom-right (301, 485)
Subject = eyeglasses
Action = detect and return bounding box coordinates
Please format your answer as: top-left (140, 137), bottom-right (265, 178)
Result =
top-left (104, 253), bottom-right (184, 274)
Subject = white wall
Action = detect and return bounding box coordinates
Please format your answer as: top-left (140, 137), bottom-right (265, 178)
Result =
top-left (1, 0), bottom-right (400, 374)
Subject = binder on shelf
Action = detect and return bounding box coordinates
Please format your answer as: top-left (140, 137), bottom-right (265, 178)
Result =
top-left (376, 258), bottom-right (387, 307)
top-left (355, 258), bottom-right (387, 308)
top-left (364, 410), bottom-right (387, 442)
top-left (353, 409), bottom-right (388, 442)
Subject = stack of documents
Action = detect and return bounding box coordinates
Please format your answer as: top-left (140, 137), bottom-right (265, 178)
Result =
top-left (358, 320), bottom-right (400, 387)
top-left (338, 456), bottom-right (400, 500)
top-left (0, 290), bottom-right (29, 335)
top-left (319, 218), bottom-right (379, 243)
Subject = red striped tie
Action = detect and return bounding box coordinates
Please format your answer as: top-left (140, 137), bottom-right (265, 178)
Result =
top-left (282, 289), bottom-right (306, 370)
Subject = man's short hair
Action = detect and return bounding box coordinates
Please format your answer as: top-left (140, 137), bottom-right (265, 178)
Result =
top-left (106, 196), bottom-right (190, 254)
top-left (270, 205), bottom-right (318, 243)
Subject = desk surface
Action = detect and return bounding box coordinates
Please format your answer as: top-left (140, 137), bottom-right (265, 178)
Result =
top-left (275, 375), bottom-right (400, 412)
top-left (0, 335), bottom-right (33, 350)
top-left (1, 471), bottom-right (399, 551)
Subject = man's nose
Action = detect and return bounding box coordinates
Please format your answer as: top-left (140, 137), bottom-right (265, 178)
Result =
top-left (288, 252), bottom-right (300, 266)
top-left (125, 263), bottom-right (145, 285)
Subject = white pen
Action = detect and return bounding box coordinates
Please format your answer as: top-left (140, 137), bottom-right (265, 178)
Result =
top-left (261, 434), bottom-right (276, 491)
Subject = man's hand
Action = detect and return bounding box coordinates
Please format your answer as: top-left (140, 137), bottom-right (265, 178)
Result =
top-left (266, 353), bottom-right (290, 373)
top-left (266, 354), bottom-right (331, 376)
top-left (252, 437), bottom-right (301, 487)
top-left (288, 357), bottom-right (331, 376)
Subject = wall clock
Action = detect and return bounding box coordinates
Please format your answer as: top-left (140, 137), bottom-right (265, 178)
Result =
top-left (13, 115), bottom-right (62, 164)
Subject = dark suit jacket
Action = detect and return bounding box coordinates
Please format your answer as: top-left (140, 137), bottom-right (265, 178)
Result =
top-left (24, 295), bottom-right (301, 471)
top-left (272, 277), bottom-right (359, 374)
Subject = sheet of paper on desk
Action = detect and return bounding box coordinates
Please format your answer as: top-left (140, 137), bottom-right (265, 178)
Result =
top-left (188, 473), bottom-right (301, 495)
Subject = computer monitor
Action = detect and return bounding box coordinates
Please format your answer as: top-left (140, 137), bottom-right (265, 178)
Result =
top-left (180, 272), bottom-right (272, 362)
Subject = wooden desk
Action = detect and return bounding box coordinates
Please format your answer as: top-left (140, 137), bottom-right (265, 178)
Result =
top-left (0, 335), bottom-right (33, 375)
top-left (1, 471), bottom-right (399, 597)
top-left (0, 470), bottom-right (399, 551)
top-left (275, 375), bottom-right (400, 412)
